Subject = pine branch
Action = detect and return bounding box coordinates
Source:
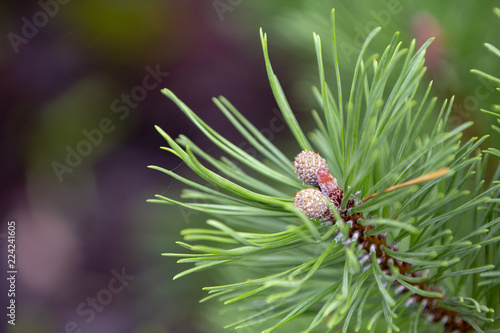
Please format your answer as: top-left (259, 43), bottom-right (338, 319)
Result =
top-left (151, 8), bottom-right (500, 333)
top-left (294, 159), bottom-right (474, 331)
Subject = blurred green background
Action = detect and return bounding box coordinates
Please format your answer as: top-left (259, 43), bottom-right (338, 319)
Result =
top-left (0, 1), bottom-right (499, 332)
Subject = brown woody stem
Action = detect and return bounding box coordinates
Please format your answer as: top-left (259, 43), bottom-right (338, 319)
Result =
top-left (340, 208), bottom-right (473, 332)
top-left (318, 167), bottom-right (472, 331)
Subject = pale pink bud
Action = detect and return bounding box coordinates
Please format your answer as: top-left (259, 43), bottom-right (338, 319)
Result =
top-left (293, 188), bottom-right (329, 220)
top-left (293, 150), bottom-right (328, 187)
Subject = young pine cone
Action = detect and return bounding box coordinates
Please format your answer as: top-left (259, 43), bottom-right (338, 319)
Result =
top-left (293, 150), bottom-right (328, 187)
top-left (293, 188), bottom-right (329, 220)
top-left (317, 168), bottom-right (343, 207)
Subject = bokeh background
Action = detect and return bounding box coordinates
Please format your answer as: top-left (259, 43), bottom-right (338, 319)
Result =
top-left (1, 1), bottom-right (499, 332)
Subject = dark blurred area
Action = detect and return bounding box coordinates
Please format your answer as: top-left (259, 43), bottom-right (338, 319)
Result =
top-left (0, 1), bottom-right (499, 332)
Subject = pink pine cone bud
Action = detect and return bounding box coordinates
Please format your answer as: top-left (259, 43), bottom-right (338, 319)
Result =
top-left (293, 150), bottom-right (328, 187)
top-left (317, 168), bottom-right (343, 206)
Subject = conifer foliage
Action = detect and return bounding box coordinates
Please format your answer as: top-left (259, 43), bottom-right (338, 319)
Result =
top-left (150, 9), bottom-right (500, 332)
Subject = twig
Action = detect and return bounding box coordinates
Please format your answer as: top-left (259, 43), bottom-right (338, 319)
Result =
top-left (362, 167), bottom-right (450, 202)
